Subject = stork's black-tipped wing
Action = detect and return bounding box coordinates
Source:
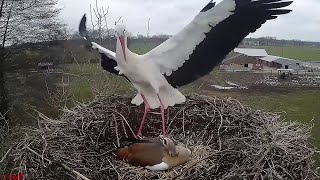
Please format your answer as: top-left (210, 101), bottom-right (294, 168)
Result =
top-left (201, 0), bottom-right (216, 12)
top-left (79, 14), bottom-right (90, 41)
top-left (78, 14), bottom-right (121, 76)
top-left (144, 0), bottom-right (292, 87)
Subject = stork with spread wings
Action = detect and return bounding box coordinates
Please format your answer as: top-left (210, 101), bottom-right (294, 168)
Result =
top-left (79, 0), bottom-right (293, 138)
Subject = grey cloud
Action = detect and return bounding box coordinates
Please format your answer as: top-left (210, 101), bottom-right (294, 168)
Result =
top-left (58, 0), bottom-right (320, 41)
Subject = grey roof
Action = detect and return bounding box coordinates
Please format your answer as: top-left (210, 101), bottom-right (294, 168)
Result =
top-left (261, 55), bottom-right (301, 64)
top-left (260, 55), bottom-right (281, 62)
top-left (234, 48), bottom-right (268, 57)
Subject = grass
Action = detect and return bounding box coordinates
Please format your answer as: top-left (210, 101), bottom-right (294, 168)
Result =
top-left (265, 46), bottom-right (320, 61)
top-left (129, 42), bottom-right (160, 54)
top-left (238, 90), bottom-right (320, 145)
top-left (67, 63), bottom-right (131, 102)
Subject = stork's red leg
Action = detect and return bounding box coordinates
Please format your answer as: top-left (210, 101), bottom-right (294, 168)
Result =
top-left (157, 95), bottom-right (167, 137)
top-left (166, 108), bottom-right (170, 124)
top-left (136, 93), bottom-right (150, 138)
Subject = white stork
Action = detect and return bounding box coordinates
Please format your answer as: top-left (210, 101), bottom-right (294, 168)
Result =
top-left (79, 0), bottom-right (292, 138)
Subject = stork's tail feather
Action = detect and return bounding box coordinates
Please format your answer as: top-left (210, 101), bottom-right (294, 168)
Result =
top-left (131, 86), bottom-right (186, 109)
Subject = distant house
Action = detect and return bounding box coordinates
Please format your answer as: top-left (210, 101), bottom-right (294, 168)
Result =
top-left (38, 62), bottom-right (54, 71)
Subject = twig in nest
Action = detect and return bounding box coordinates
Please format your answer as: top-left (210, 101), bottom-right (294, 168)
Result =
top-left (25, 146), bottom-right (91, 180)
top-left (107, 158), bottom-right (121, 179)
top-left (0, 146), bottom-right (13, 164)
top-left (113, 114), bottom-right (120, 147)
top-left (110, 109), bottom-right (135, 137)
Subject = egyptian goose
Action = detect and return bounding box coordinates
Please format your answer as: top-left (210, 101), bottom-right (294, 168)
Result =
top-left (116, 136), bottom-right (191, 171)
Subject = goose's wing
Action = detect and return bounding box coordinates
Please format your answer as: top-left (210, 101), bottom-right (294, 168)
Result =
top-left (142, 0), bottom-right (292, 87)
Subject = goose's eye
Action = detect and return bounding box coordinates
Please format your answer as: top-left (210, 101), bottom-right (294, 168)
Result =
top-left (163, 139), bottom-right (168, 145)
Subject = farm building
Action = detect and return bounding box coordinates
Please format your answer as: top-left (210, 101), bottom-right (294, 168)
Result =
top-left (260, 55), bottom-right (301, 70)
top-left (221, 48), bottom-right (268, 71)
top-left (221, 48), bottom-right (313, 72)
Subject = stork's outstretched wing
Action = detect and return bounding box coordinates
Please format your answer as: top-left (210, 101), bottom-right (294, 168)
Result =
top-left (143, 0), bottom-right (292, 87)
top-left (79, 14), bottom-right (120, 76)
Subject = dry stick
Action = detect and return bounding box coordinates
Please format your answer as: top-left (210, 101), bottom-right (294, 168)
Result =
top-left (109, 109), bottom-right (135, 137)
top-left (106, 158), bottom-right (121, 179)
top-left (0, 146), bottom-right (13, 163)
top-left (113, 114), bottom-right (120, 147)
top-left (121, 119), bottom-right (128, 138)
top-left (182, 109), bottom-right (185, 137)
top-left (25, 146), bottom-right (91, 180)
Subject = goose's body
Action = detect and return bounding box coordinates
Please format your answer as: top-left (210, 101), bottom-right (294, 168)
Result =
top-left (79, 0), bottom-right (292, 138)
top-left (116, 136), bottom-right (191, 170)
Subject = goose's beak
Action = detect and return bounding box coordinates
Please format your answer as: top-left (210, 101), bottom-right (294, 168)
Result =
top-left (119, 36), bottom-right (126, 61)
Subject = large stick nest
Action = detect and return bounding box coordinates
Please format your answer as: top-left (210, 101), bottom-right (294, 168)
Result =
top-left (9, 95), bottom-right (319, 179)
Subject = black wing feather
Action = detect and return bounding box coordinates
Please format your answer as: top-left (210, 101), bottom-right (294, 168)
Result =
top-left (79, 14), bottom-right (90, 41)
top-left (166, 0), bottom-right (292, 88)
top-left (100, 53), bottom-right (119, 75)
top-left (201, 0), bottom-right (216, 12)
top-left (78, 14), bottom-right (125, 77)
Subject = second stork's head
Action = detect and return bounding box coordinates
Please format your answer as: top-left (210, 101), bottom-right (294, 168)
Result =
top-left (115, 24), bottom-right (128, 61)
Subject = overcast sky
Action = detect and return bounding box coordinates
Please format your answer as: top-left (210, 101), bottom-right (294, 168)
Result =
top-left (58, 0), bottom-right (320, 42)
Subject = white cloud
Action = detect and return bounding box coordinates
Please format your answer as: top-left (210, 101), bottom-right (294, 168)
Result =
top-left (58, 0), bottom-right (320, 42)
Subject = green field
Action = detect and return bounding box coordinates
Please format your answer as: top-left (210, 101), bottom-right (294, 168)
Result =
top-left (129, 42), bottom-right (160, 55)
top-left (244, 45), bottom-right (320, 61)
top-left (129, 42), bottom-right (320, 61)
top-left (67, 63), bottom-right (131, 102)
top-left (265, 46), bottom-right (320, 61)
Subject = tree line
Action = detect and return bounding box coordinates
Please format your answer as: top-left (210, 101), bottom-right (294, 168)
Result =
top-left (0, 0), bottom-right (65, 123)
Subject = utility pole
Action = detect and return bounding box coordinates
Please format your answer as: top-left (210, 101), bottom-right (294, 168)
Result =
top-left (147, 18), bottom-right (150, 38)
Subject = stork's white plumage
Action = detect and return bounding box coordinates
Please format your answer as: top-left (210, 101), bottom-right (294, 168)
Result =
top-left (79, 0), bottom-right (292, 138)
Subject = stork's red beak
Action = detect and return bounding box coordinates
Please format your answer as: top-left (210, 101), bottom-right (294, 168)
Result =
top-left (119, 36), bottom-right (126, 61)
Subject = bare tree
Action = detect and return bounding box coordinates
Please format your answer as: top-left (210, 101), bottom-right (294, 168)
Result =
top-left (88, 0), bottom-right (124, 49)
top-left (0, 0), bottom-right (65, 124)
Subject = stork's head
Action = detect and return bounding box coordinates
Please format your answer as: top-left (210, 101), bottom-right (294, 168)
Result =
top-left (115, 24), bottom-right (128, 61)
top-left (115, 24), bottom-right (127, 38)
